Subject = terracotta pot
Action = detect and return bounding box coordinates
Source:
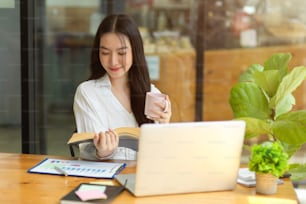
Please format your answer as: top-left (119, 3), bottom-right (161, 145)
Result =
top-left (255, 173), bottom-right (278, 194)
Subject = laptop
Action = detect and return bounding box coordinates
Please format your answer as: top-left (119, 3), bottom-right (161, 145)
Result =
top-left (115, 120), bottom-right (246, 197)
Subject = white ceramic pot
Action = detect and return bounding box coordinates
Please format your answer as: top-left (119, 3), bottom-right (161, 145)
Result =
top-left (256, 173), bottom-right (278, 194)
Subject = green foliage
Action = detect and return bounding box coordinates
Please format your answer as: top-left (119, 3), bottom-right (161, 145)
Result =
top-left (230, 83), bottom-right (271, 119)
top-left (249, 142), bottom-right (288, 177)
top-left (288, 163), bottom-right (306, 181)
top-left (229, 53), bottom-right (306, 180)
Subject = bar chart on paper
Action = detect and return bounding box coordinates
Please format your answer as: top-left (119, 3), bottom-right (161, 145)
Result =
top-left (28, 158), bottom-right (126, 178)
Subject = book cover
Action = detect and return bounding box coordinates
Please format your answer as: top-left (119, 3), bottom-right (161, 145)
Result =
top-left (67, 127), bottom-right (140, 145)
top-left (60, 183), bottom-right (125, 204)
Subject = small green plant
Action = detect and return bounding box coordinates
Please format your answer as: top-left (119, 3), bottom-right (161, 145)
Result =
top-left (249, 141), bottom-right (288, 177)
top-left (229, 52), bottom-right (306, 180)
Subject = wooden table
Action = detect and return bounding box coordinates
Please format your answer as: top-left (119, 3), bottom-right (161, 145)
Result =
top-left (0, 153), bottom-right (298, 204)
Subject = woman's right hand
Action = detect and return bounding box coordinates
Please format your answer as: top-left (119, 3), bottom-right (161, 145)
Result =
top-left (94, 129), bottom-right (119, 159)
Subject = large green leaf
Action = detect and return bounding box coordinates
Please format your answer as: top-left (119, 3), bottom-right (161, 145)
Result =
top-left (229, 82), bottom-right (271, 119)
top-left (237, 117), bottom-right (271, 139)
top-left (239, 64), bottom-right (264, 82)
top-left (253, 70), bottom-right (280, 97)
top-left (270, 66), bottom-right (306, 108)
top-left (272, 110), bottom-right (306, 145)
top-left (264, 53), bottom-right (291, 78)
top-left (288, 163), bottom-right (306, 181)
top-left (279, 141), bottom-right (302, 159)
top-left (274, 94), bottom-right (295, 119)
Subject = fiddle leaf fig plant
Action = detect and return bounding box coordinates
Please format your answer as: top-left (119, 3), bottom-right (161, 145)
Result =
top-left (229, 53), bottom-right (306, 180)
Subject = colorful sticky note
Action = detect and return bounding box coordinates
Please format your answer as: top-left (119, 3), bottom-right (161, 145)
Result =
top-left (78, 184), bottom-right (106, 192)
top-left (75, 189), bottom-right (107, 201)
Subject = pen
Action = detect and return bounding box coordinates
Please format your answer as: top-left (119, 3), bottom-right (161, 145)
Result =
top-left (54, 166), bottom-right (68, 176)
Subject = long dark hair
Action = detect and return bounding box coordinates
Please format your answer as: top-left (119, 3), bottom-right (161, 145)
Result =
top-left (89, 13), bottom-right (153, 125)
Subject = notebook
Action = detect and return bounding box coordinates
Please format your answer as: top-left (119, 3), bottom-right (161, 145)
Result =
top-left (60, 183), bottom-right (125, 204)
top-left (115, 120), bottom-right (246, 197)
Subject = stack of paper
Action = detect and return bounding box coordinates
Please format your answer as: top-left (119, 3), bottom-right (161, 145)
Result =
top-left (237, 168), bottom-right (256, 187)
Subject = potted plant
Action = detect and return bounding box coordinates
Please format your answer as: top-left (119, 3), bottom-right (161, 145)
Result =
top-left (229, 52), bottom-right (306, 181)
top-left (249, 141), bottom-right (288, 194)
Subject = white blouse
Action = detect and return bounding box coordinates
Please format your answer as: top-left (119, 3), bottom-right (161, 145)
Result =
top-left (73, 75), bottom-right (160, 160)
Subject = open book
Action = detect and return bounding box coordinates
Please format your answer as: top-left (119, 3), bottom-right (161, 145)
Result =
top-left (67, 127), bottom-right (140, 152)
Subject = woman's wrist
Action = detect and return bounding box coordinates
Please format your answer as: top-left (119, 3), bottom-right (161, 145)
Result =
top-left (96, 149), bottom-right (116, 160)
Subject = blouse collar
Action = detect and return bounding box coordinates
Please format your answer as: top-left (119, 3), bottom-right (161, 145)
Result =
top-left (95, 74), bottom-right (111, 88)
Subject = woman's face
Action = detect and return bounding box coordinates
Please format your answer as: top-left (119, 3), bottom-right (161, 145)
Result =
top-left (99, 32), bottom-right (133, 79)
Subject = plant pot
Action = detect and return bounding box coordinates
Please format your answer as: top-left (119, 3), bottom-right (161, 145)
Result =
top-left (255, 173), bottom-right (278, 194)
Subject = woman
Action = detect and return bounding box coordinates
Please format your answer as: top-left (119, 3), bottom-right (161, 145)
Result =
top-left (73, 14), bottom-right (172, 160)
